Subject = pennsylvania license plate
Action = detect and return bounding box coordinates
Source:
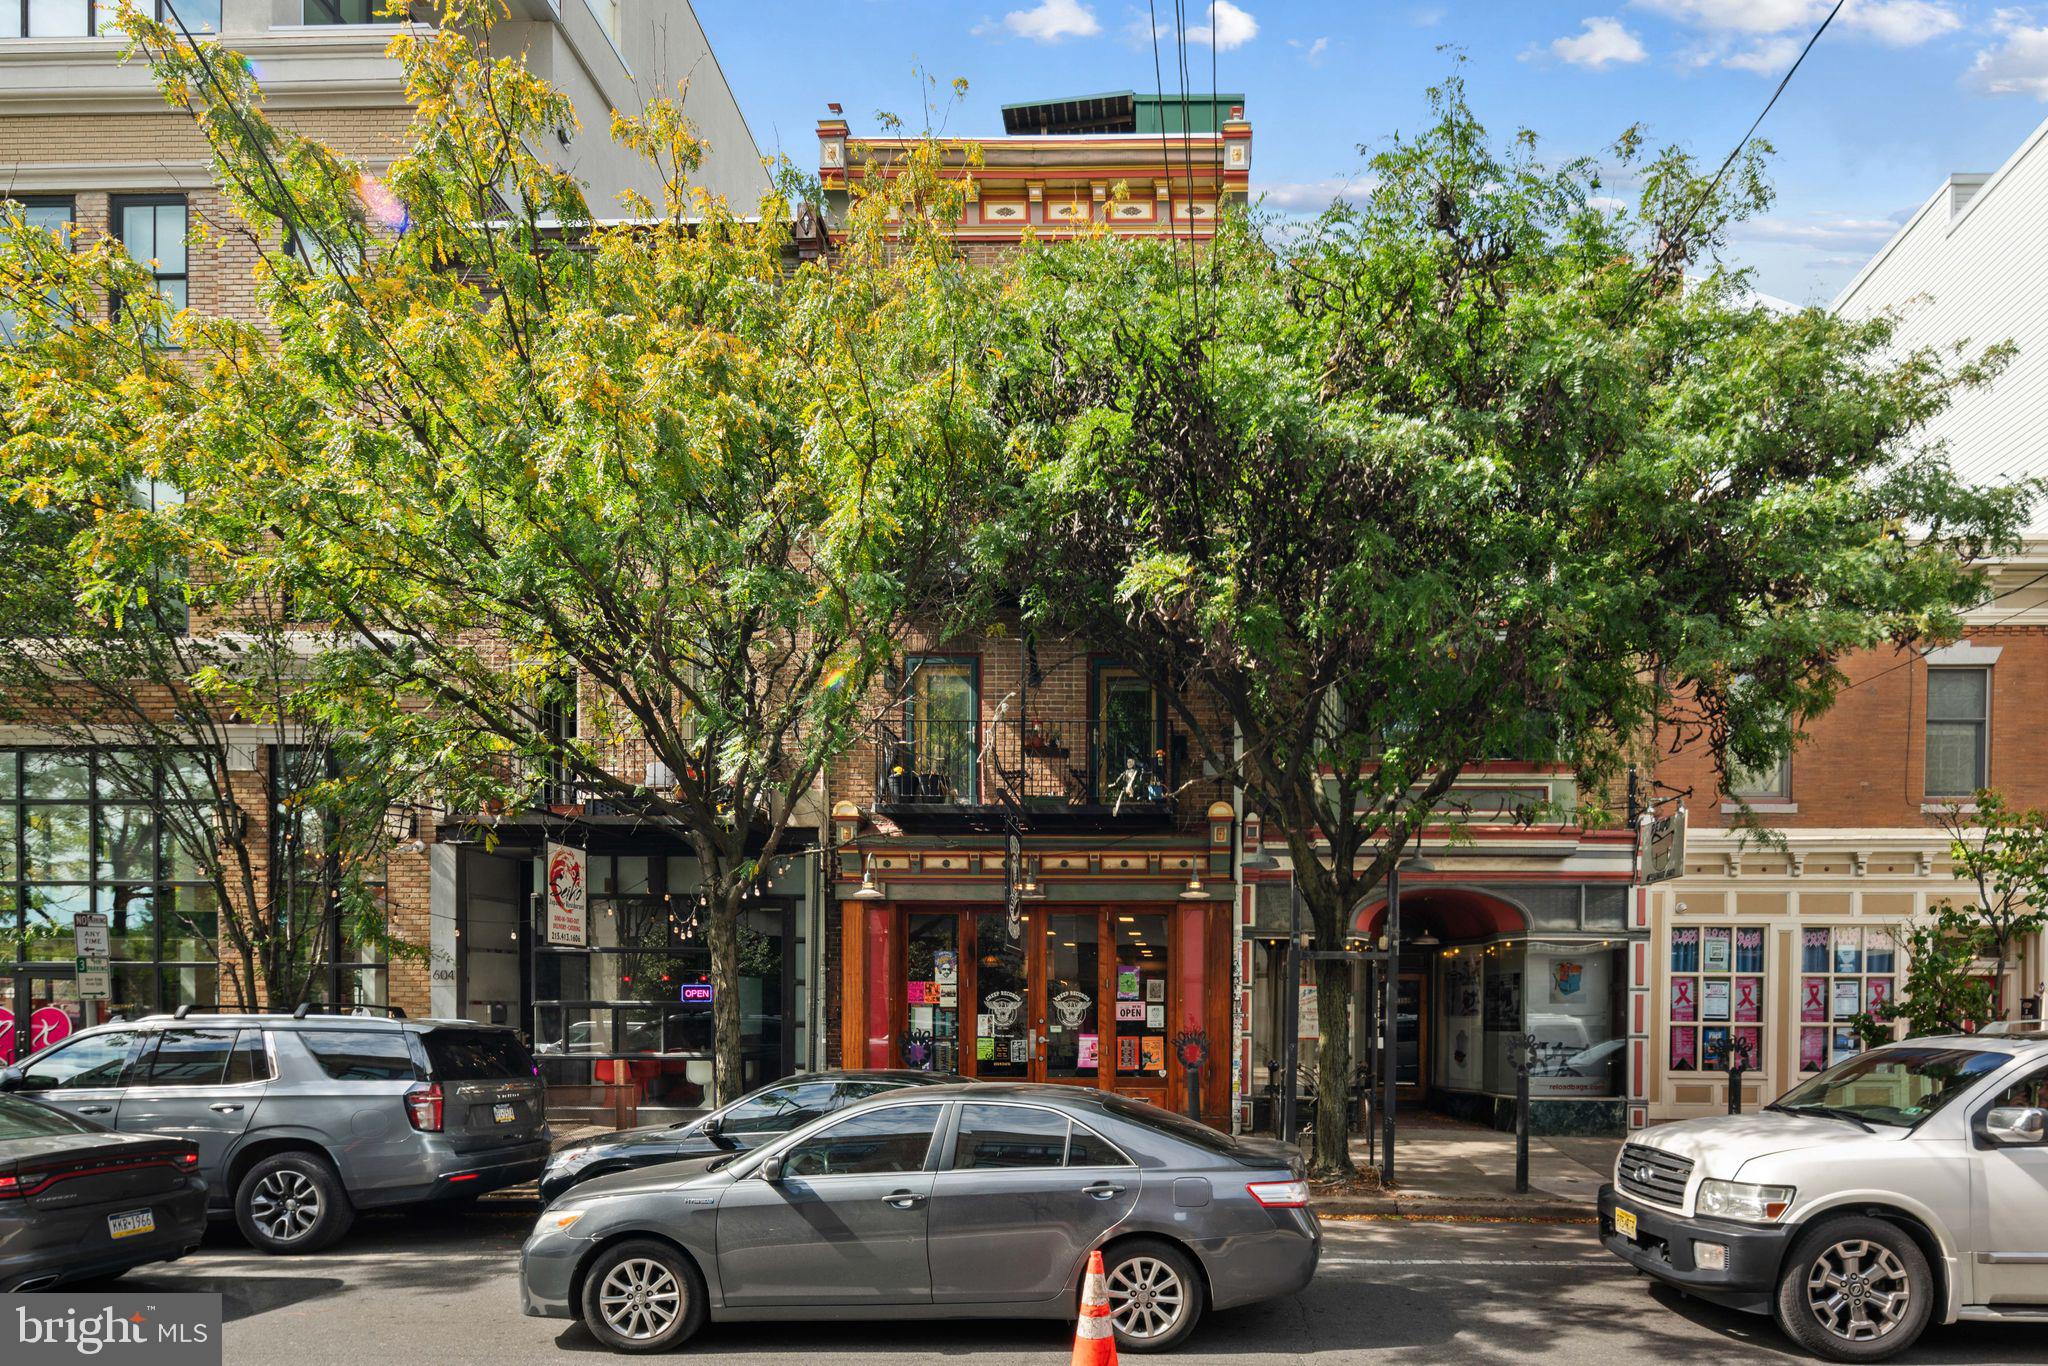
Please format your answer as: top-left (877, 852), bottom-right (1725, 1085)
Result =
top-left (493, 1102), bottom-right (517, 1124)
top-left (1613, 1207), bottom-right (1638, 1241)
top-left (108, 1209), bottom-right (155, 1240)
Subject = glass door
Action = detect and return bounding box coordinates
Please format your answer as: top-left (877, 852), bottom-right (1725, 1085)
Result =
top-left (1395, 972), bottom-right (1427, 1102)
top-left (4, 969), bottom-right (82, 1065)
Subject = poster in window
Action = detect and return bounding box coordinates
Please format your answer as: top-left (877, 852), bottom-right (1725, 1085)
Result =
top-left (1140, 1036), bottom-right (1165, 1071)
top-left (933, 950), bottom-right (958, 986)
top-left (1833, 928), bottom-right (1863, 975)
top-left (1702, 1026), bottom-right (1731, 1066)
top-left (1009, 1038), bottom-right (1030, 1064)
top-left (1117, 969), bottom-right (1141, 1000)
top-left (1734, 927), bottom-right (1765, 974)
top-left (1734, 977), bottom-right (1761, 1023)
top-left (1145, 978), bottom-right (1166, 1004)
top-left (1115, 1000), bottom-right (1145, 1023)
top-left (1832, 979), bottom-right (1862, 1020)
top-left (1801, 978), bottom-right (1827, 1023)
top-left (1670, 928), bottom-right (1700, 973)
top-left (1298, 984), bottom-right (1320, 1039)
top-left (1802, 929), bottom-right (1831, 974)
top-left (1670, 978), bottom-right (1697, 1022)
top-left (1733, 1027), bottom-right (1763, 1067)
top-left (1670, 1026), bottom-right (1697, 1071)
top-left (1483, 971), bottom-right (1523, 1030)
top-left (1800, 1028), bottom-right (1828, 1072)
top-left (1702, 927), bottom-right (1732, 973)
top-left (1866, 978), bottom-right (1893, 1012)
top-left (1145, 1003), bottom-right (1165, 1029)
top-left (977, 1037), bottom-right (995, 1061)
top-left (907, 981), bottom-right (935, 1006)
top-left (1831, 1027), bottom-right (1862, 1059)
top-left (938, 983), bottom-right (958, 1008)
top-left (1702, 979), bottom-right (1732, 1021)
top-left (1078, 1034), bottom-right (1099, 1068)
top-left (1117, 1036), bottom-right (1140, 1070)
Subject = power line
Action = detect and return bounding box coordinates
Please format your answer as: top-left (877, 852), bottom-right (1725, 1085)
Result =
top-left (1144, 0), bottom-right (1185, 329)
top-left (1841, 566), bottom-right (2048, 695)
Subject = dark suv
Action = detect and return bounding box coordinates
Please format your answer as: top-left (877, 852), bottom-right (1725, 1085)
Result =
top-left (0, 1009), bottom-right (548, 1254)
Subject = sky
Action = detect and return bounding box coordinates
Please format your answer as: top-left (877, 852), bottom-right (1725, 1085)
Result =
top-left (687, 0), bottom-right (2048, 304)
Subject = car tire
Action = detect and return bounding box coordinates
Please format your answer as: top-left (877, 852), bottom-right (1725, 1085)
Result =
top-left (1772, 1217), bottom-right (1934, 1363)
top-left (234, 1152), bottom-right (355, 1255)
top-left (579, 1238), bottom-right (708, 1353)
top-left (1100, 1239), bottom-right (1205, 1354)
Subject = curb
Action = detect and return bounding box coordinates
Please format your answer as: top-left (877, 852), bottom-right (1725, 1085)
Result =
top-left (1315, 1195), bottom-right (1595, 1221)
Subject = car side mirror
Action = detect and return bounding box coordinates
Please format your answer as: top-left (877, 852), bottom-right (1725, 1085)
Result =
top-left (1985, 1106), bottom-right (2047, 1147)
top-left (699, 1115), bottom-right (722, 1138)
top-left (0, 1067), bottom-right (20, 1092)
top-left (759, 1154), bottom-right (784, 1183)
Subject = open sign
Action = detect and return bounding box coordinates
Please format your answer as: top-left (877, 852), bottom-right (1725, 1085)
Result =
top-left (680, 983), bottom-right (714, 1005)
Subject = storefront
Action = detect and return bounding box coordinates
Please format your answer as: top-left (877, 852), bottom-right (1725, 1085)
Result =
top-left (833, 802), bottom-right (1239, 1126)
top-left (432, 833), bottom-right (815, 1121)
top-left (1243, 861), bottom-right (1641, 1137)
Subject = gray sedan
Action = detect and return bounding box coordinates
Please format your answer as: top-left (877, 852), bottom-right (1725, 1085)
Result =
top-left (520, 1083), bottom-right (1318, 1353)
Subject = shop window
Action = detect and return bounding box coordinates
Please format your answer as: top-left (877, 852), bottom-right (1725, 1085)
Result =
top-left (902, 657), bottom-right (978, 803)
top-left (904, 913), bottom-right (961, 1073)
top-left (1668, 925), bottom-right (1766, 1074)
top-left (1524, 946), bottom-right (1623, 1096)
top-left (1798, 927), bottom-right (1899, 1073)
top-left (1111, 913), bottom-right (1168, 1079)
top-left (973, 910), bottom-right (1030, 1078)
top-left (1925, 667), bottom-right (1989, 796)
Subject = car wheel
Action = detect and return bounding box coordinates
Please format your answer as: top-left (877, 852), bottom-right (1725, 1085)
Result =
top-left (1772, 1217), bottom-right (1934, 1363)
top-left (1101, 1239), bottom-right (1205, 1353)
top-left (579, 1239), bottom-right (708, 1353)
top-left (234, 1152), bottom-right (355, 1255)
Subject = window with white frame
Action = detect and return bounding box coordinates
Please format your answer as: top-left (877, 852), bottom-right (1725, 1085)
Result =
top-left (0, 197), bottom-right (72, 345)
top-left (1728, 753), bottom-right (1791, 802)
top-left (1668, 925), bottom-right (1766, 1074)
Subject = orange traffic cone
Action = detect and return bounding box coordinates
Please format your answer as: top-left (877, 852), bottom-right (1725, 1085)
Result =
top-left (1072, 1249), bottom-right (1117, 1366)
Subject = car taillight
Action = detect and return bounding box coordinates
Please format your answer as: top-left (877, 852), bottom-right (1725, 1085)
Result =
top-left (1247, 1179), bottom-right (1311, 1208)
top-left (0, 1173), bottom-right (19, 1199)
top-left (179, 1150), bottom-right (199, 1166)
top-left (405, 1083), bottom-right (444, 1132)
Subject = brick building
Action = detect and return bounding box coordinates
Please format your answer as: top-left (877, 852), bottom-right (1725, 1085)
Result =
top-left (0, 0), bottom-right (768, 1077)
top-left (1640, 111), bottom-right (2048, 1124)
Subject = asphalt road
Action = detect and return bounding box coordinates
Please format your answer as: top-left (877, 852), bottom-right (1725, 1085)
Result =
top-left (97, 1207), bottom-right (2048, 1365)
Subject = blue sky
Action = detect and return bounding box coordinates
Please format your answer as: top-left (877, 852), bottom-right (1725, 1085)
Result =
top-left (688, 0), bottom-right (2048, 303)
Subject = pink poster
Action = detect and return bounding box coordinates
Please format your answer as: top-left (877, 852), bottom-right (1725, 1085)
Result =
top-left (1735, 978), bottom-right (1761, 1023)
top-left (1670, 979), bottom-right (1697, 1022)
top-left (0, 1008), bottom-right (12, 1064)
top-left (29, 1006), bottom-right (72, 1054)
top-left (1078, 1034), bottom-right (1099, 1069)
top-left (1866, 978), bottom-right (1893, 1011)
top-left (1734, 1027), bottom-right (1763, 1066)
top-left (1801, 978), bottom-right (1827, 1022)
top-left (1669, 1027), bottom-right (1697, 1071)
top-left (907, 981), bottom-right (935, 1006)
top-left (1800, 1028), bottom-right (1828, 1072)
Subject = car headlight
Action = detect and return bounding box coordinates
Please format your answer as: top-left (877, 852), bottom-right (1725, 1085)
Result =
top-left (547, 1146), bottom-right (599, 1170)
top-left (1695, 1179), bottom-right (1795, 1223)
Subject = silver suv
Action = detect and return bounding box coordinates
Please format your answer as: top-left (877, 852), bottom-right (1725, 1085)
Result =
top-left (0, 1007), bottom-right (549, 1254)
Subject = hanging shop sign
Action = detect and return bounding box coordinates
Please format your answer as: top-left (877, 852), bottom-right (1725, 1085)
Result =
top-left (544, 842), bottom-right (588, 947)
top-left (1638, 807), bottom-right (1687, 885)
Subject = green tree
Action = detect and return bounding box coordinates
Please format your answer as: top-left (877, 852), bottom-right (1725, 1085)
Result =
top-left (0, 2), bottom-right (997, 1099)
top-left (1854, 909), bottom-right (1998, 1044)
top-left (992, 77), bottom-right (2034, 1174)
top-left (1933, 790), bottom-right (2048, 1022)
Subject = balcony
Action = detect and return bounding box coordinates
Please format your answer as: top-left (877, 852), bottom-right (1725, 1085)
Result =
top-left (873, 717), bottom-right (1182, 830)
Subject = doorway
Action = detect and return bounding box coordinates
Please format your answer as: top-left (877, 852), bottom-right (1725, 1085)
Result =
top-left (897, 906), bottom-right (1173, 1106)
top-left (1395, 971), bottom-right (1428, 1105)
top-left (3, 968), bottom-right (83, 1066)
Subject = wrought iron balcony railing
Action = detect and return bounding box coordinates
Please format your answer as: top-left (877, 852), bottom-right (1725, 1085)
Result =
top-left (874, 717), bottom-right (1179, 815)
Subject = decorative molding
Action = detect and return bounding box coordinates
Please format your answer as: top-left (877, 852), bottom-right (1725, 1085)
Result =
top-left (1922, 641), bottom-right (2001, 667)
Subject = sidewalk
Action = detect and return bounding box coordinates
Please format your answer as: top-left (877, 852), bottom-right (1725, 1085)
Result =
top-left (1313, 1118), bottom-right (1617, 1221)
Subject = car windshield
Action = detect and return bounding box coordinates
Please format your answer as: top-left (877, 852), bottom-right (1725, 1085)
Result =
top-left (0, 1095), bottom-right (95, 1140)
top-left (1770, 1046), bottom-right (2008, 1128)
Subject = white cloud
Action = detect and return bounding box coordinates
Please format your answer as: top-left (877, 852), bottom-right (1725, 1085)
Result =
top-left (1259, 176), bottom-right (1367, 213)
top-left (1289, 35), bottom-right (1330, 66)
top-left (1410, 5), bottom-right (1446, 25)
top-left (1632, 0), bottom-right (1961, 54)
top-left (1722, 34), bottom-right (1804, 71)
top-left (989, 0), bottom-right (1101, 42)
top-left (1189, 0), bottom-right (1258, 50)
top-left (1534, 16), bottom-right (1648, 67)
top-left (1971, 9), bottom-right (2048, 97)
top-left (1731, 208), bottom-right (1913, 249)
top-left (1588, 194), bottom-right (1629, 212)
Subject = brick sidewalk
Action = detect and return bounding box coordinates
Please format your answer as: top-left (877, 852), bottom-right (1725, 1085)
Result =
top-left (1312, 1120), bottom-right (1618, 1220)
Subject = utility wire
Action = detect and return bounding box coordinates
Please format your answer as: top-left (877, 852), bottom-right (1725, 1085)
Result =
top-left (1145, 0), bottom-right (1185, 331)
top-left (1841, 567), bottom-right (2048, 695)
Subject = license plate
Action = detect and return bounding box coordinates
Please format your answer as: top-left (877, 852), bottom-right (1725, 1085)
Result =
top-left (108, 1209), bottom-right (155, 1240)
top-left (493, 1102), bottom-right (516, 1124)
top-left (1613, 1207), bottom-right (1638, 1241)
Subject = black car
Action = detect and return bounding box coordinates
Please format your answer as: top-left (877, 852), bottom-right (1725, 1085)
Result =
top-left (538, 1069), bottom-right (966, 1205)
top-left (0, 1093), bottom-right (209, 1291)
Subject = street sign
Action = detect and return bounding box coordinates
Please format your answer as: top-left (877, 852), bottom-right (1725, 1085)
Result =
top-left (73, 911), bottom-right (110, 1000)
top-left (1638, 807), bottom-right (1688, 885)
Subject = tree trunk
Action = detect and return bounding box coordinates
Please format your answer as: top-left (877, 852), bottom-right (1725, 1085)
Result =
top-left (708, 889), bottom-right (745, 1107)
top-left (1311, 954), bottom-right (1356, 1178)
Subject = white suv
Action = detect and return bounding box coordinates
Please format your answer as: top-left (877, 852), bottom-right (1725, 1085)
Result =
top-left (1599, 1025), bottom-right (2048, 1361)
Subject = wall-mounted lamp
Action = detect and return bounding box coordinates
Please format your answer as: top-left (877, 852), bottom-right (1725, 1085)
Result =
top-left (850, 856), bottom-right (885, 901)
